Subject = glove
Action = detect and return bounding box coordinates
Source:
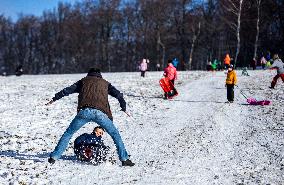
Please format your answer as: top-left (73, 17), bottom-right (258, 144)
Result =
top-left (45, 99), bottom-right (54, 106)
top-left (225, 84), bottom-right (227, 87)
top-left (121, 107), bottom-right (126, 112)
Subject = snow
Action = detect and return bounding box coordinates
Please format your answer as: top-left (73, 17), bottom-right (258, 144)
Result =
top-left (0, 70), bottom-right (283, 184)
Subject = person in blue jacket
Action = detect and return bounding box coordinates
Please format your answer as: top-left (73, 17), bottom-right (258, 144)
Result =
top-left (172, 58), bottom-right (179, 68)
top-left (74, 126), bottom-right (109, 163)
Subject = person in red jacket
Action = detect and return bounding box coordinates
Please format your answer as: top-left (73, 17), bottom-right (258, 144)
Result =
top-left (164, 60), bottom-right (177, 85)
top-left (163, 60), bottom-right (178, 98)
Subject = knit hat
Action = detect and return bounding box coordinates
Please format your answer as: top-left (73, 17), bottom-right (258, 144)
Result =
top-left (87, 68), bottom-right (102, 77)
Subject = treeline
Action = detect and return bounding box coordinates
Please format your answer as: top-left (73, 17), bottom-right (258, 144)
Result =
top-left (0, 0), bottom-right (283, 74)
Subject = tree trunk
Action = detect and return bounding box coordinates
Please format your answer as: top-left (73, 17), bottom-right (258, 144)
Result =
top-left (157, 28), bottom-right (166, 68)
top-left (188, 22), bottom-right (201, 70)
top-left (253, 0), bottom-right (261, 59)
top-left (234, 0), bottom-right (243, 67)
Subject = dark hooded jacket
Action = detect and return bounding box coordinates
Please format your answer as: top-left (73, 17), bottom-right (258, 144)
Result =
top-left (74, 133), bottom-right (104, 149)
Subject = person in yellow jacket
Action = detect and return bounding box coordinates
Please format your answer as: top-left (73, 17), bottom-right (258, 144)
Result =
top-left (225, 64), bottom-right (237, 103)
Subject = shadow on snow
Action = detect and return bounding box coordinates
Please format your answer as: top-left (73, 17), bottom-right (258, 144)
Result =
top-left (0, 150), bottom-right (76, 163)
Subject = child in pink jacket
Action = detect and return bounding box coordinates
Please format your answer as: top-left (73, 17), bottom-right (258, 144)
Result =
top-left (139, 59), bottom-right (148, 77)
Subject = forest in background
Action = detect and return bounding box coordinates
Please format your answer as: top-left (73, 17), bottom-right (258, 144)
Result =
top-left (0, 0), bottom-right (283, 74)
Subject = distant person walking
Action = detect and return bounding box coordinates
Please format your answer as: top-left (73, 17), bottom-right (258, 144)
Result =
top-left (266, 51), bottom-right (271, 61)
top-left (156, 63), bottom-right (161, 71)
top-left (260, 56), bottom-right (267, 69)
top-left (46, 68), bottom-right (135, 166)
top-left (206, 61), bottom-right (212, 71)
top-left (269, 54), bottom-right (284, 89)
top-left (172, 58), bottom-right (179, 68)
top-left (15, 65), bottom-right (23, 76)
top-left (224, 54), bottom-right (231, 69)
top-left (139, 59), bottom-right (148, 77)
top-left (251, 58), bottom-right (257, 70)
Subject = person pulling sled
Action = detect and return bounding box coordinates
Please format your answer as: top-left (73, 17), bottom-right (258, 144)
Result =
top-left (225, 64), bottom-right (237, 103)
top-left (269, 54), bottom-right (284, 89)
top-left (161, 60), bottom-right (178, 99)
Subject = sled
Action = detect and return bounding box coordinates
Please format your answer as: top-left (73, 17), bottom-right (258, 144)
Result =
top-left (75, 145), bottom-right (110, 164)
top-left (247, 98), bottom-right (271, 106)
top-left (159, 77), bottom-right (178, 99)
top-left (240, 89), bottom-right (271, 106)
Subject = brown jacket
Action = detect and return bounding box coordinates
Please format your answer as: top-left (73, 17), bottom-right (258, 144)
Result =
top-left (52, 72), bottom-right (126, 121)
top-left (78, 76), bottom-right (113, 120)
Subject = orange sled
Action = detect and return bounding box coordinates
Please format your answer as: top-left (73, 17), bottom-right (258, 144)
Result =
top-left (159, 77), bottom-right (178, 99)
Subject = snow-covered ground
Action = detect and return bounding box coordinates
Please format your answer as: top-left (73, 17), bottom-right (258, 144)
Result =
top-left (0, 70), bottom-right (283, 185)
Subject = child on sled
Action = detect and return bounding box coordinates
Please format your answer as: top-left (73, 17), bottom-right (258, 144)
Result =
top-left (74, 126), bottom-right (110, 164)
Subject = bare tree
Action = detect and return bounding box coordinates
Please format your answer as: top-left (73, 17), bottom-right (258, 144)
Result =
top-left (0, 16), bottom-right (15, 73)
top-left (221, 0), bottom-right (245, 67)
top-left (253, 0), bottom-right (262, 59)
top-left (172, 0), bottom-right (193, 69)
top-left (97, 0), bottom-right (121, 72)
top-left (157, 27), bottom-right (166, 68)
top-left (150, 0), bottom-right (169, 68)
top-left (188, 21), bottom-right (201, 70)
top-left (0, 0), bottom-right (283, 73)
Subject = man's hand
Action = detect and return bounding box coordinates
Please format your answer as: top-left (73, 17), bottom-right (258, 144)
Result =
top-left (45, 100), bottom-right (54, 106)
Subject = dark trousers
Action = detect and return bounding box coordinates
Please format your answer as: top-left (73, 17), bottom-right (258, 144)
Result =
top-left (226, 84), bottom-right (234, 102)
top-left (164, 79), bottom-right (177, 98)
top-left (271, 74), bottom-right (284, 88)
top-left (141, 71), bottom-right (146, 77)
top-left (170, 80), bottom-right (178, 94)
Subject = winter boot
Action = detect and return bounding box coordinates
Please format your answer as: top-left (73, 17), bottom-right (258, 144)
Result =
top-left (122, 159), bottom-right (135, 166)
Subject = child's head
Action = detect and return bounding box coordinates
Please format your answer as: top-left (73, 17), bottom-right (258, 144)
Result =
top-left (273, 54), bottom-right (279, 60)
top-left (92, 126), bottom-right (105, 137)
top-left (228, 64), bottom-right (234, 71)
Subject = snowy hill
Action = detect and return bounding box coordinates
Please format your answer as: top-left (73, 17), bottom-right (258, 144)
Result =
top-left (0, 70), bottom-right (283, 184)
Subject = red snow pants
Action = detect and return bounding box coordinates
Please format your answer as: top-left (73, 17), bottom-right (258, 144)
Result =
top-left (271, 74), bottom-right (284, 88)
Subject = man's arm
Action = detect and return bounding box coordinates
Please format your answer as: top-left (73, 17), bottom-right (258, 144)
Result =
top-left (234, 71), bottom-right (238, 85)
top-left (163, 68), bottom-right (168, 77)
top-left (108, 84), bottom-right (126, 111)
top-left (46, 80), bottom-right (81, 105)
top-left (269, 60), bottom-right (278, 69)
